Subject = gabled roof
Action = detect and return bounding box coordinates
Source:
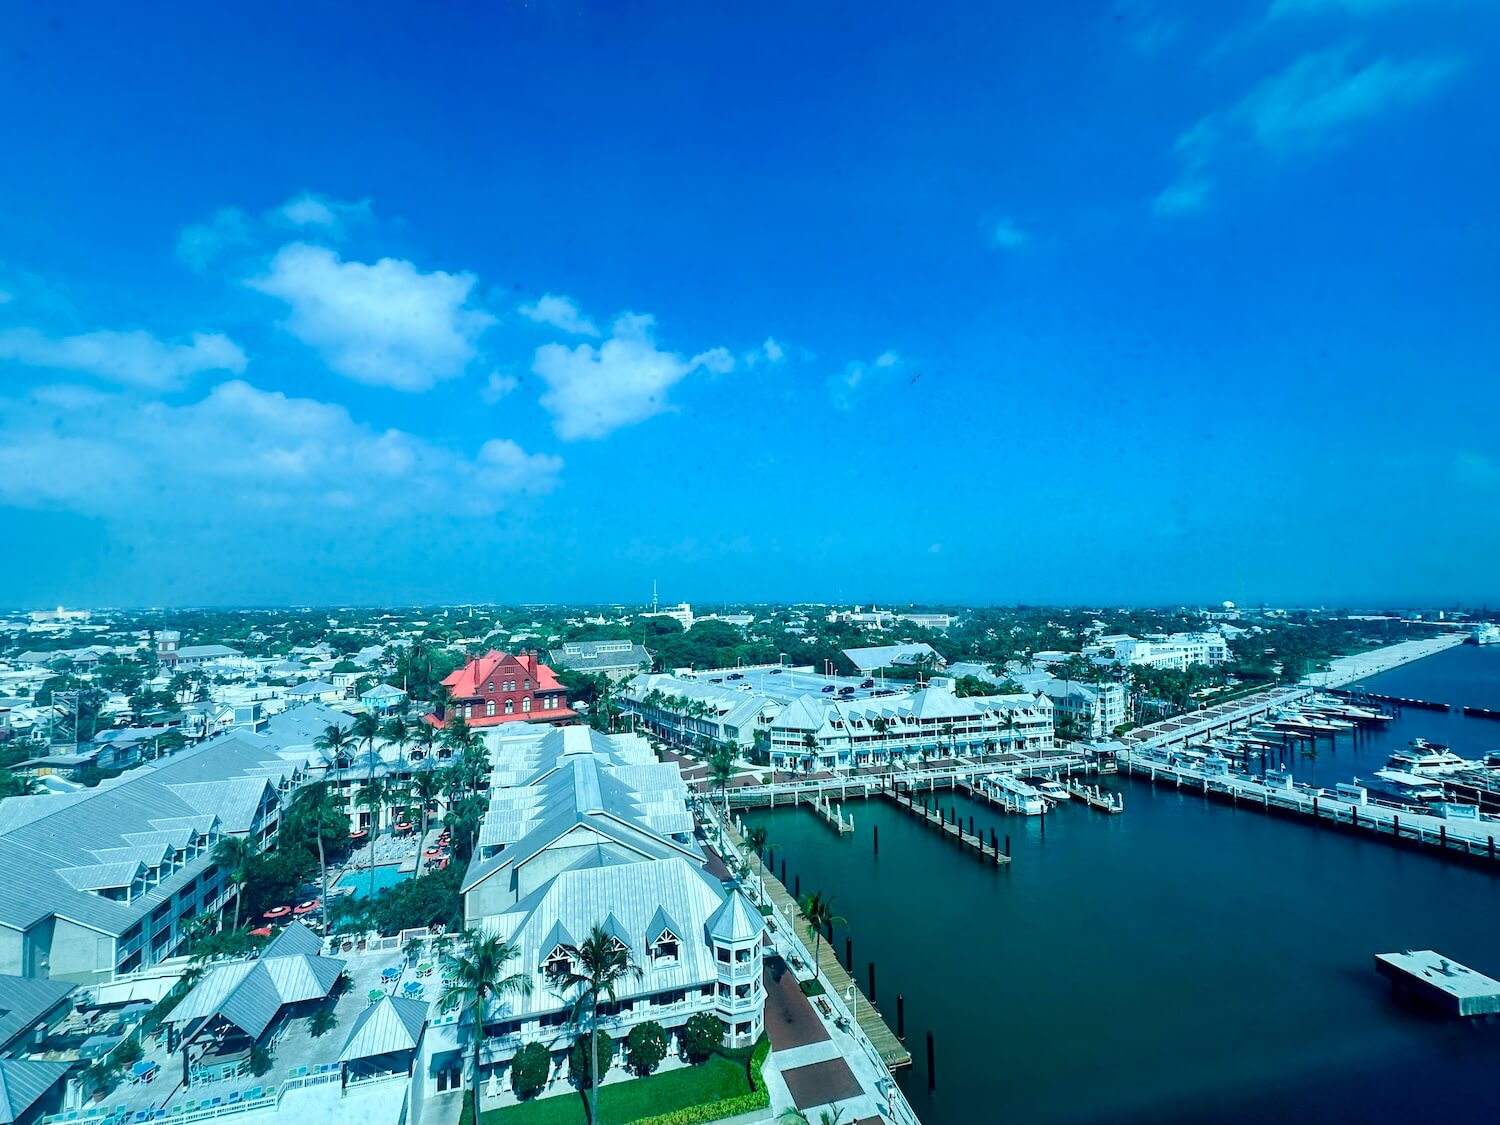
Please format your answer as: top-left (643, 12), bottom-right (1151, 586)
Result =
top-left (0, 1058), bottom-right (70, 1125)
top-left (645, 904), bottom-right (681, 943)
top-left (263, 920), bottom-right (323, 959)
top-left (442, 651), bottom-right (563, 700)
top-left (339, 995), bottom-right (427, 1062)
top-left (0, 975), bottom-right (75, 1052)
top-left (171, 947), bottom-right (346, 1040)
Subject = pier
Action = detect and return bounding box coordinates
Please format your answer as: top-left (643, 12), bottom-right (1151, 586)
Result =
top-left (1332, 688), bottom-right (1449, 712)
top-left (1461, 706), bottom-right (1500, 722)
top-left (808, 791), bottom-right (855, 834)
top-left (1119, 752), bottom-right (1500, 864)
top-left (1123, 687), bottom-right (1312, 751)
top-left (1064, 779), bottom-right (1122, 813)
top-left (888, 784), bottom-right (1010, 865)
top-left (1375, 951), bottom-right (1500, 1017)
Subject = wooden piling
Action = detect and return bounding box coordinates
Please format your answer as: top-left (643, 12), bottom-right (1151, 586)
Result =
top-left (927, 1031), bottom-right (936, 1091)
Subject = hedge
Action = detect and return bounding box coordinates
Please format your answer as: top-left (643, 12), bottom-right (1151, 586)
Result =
top-left (628, 1036), bottom-right (771, 1125)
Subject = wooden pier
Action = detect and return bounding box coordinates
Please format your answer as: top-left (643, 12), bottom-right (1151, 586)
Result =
top-left (807, 792), bottom-right (854, 834)
top-left (1376, 951), bottom-right (1500, 1017)
top-left (1119, 754), bottom-right (1500, 865)
top-left (1461, 706), bottom-right (1500, 722)
top-left (1332, 688), bottom-right (1449, 712)
top-left (724, 825), bottom-right (912, 1069)
top-left (886, 785), bottom-right (1010, 865)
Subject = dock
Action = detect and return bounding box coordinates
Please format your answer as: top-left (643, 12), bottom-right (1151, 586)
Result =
top-left (1375, 951), bottom-right (1500, 1017)
top-left (1119, 751), bottom-right (1500, 865)
top-left (887, 785), bottom-right (1010, 865)
top-left (1064, 779), bottom-right (1122, 813)
top-left (807, 792), bottom-right (854, 834)
top-left (1461, 706), bottom-right (1500, 722)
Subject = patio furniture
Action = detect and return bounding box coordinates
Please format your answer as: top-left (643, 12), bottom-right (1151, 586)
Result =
top-left (367, 989), bottom-right (385, 1004)
top-left (402, 981), bottom-right (423, 998)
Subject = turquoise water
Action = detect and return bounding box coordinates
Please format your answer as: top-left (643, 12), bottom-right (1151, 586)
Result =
top-left (334, 863), bottom-right (412, 898)
top-left (745, 646), bottom-right (1500, 1125)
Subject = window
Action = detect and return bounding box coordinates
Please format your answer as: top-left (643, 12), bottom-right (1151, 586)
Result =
top-left (505, 699), bottom-right (514, 714)
top-left (487, 681), bottom-right (494, 693)
top-left (544, 947), bottom-right (572, 977)
top-left (524, 679), bottom-right (531, 689)
top-left (486, 700), bottom-right (495, 716)
top-left (653, 933), bottom-right (680, 963)
top-left (522, 696), bottom-right (532, 713)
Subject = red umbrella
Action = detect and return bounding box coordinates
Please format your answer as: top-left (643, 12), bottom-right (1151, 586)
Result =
top-left (263, 905), bottom-right (292, 920)
top-left (249, 927), bottom-right (273, 937)
top-left (293, 900), bottom-right (319, 915)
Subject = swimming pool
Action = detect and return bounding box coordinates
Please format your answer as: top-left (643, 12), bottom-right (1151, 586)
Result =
top-left (334, 864), bottom-right (412, 898)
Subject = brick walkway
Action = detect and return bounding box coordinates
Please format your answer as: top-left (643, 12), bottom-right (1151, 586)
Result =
top-left (763, 955), bottom-right (831, 1051)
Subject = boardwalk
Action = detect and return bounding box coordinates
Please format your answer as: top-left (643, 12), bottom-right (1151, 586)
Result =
top-left (726, 823), bottom-right (912, 1070)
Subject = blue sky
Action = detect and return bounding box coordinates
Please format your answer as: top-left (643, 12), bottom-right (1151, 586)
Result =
top-left (1, 1), bottom-right (1496, 608)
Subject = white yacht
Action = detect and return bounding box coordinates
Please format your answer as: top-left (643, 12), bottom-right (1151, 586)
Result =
top-left (986, 774), bottom-right (1049, 815)
top-left (1468, 623), bottom-right (1500, 646)
top-left (1387, 738), bottom-right (1474, 777)
top-left (1361, 768), bottom-right (1448, 807)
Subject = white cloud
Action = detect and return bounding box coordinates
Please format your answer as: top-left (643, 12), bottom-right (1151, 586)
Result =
top-left (176, 207), bottom-right (254, 271)
top-left (277, 193), bottom-right (373, 233)
top-left (247, 243), bottom-right (495, 391)
top-left (0, 379), bottom-right (561, 520)
top-left (518, 294), bottom-right (600, 337)
top-left (740, 337), bottom-right (788, 368)
top-left (829, 351), bottom-right (902, 410)
top-left (991, 218), bottom-right (1029, 248)
top-left (763, 337), bottom-right (785, 363)
top-left (0, 326), bottom-right (247, 389)
top-left (1156, 45), bottom-right (1461, 216)
top-left (481, 370), bottom-right (519, 404)
top-left (531, 312), bottom-right (731, 440)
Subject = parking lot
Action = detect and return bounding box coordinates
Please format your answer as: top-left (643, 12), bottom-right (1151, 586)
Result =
top-left (682, 666), bottom-right (913, 703)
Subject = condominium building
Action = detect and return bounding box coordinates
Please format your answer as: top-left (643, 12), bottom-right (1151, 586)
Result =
top-left (768, 684), bottom-right (1053, 771)
top-left (618, 673), bottom-right (782, 751)
top-left (456, 725), bottom-right (764, 1088)
top-left (1100, 632), bottom-right (1230, 671)
top-left (546, 639), bottom-right (653, 682)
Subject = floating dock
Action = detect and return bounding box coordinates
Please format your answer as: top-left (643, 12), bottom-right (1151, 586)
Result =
top-left (886, 785), bottom-right (1010, 865)
top-left (1375, 951), bottom-right (1500, 1017)
top-left (1065, 779), bottom-right (1122, 813)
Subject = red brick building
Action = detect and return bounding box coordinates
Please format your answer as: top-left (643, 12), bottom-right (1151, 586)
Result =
top-left (430, 650), bottom-right (576, 728)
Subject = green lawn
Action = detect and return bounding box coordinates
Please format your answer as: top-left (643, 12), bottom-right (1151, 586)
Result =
top-left (481, 1053), bottom-right (753, 1125)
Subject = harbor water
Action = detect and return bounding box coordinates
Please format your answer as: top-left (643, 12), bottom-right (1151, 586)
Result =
top-left (744, 645), bottom-right (1500, 1125)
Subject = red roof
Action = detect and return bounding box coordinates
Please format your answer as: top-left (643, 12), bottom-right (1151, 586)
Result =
top-left (442, 650), bottom-right (563, 700)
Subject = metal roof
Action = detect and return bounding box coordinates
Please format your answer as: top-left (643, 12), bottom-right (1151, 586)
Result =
top-left (339, 995), bottom-right (427, 1062)
top-left (172, 949), bottom-right (346, 1040)
top-left (0, 1058), bottom-right (70, 1125)
top-left (0, 974), bottom-right (75, 1052)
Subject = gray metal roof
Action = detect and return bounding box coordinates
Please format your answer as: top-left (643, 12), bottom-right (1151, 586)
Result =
top-left (172, 949), bottom-right (346, 1040)
top-left (0, 1058), bottom-right (70, 1124)
top-left (339, 995), bottom-right (427, 1062)
top-left (0, 974), bottom-right (75, 1052)
top-left (705, 889), bottom-right (762, 944)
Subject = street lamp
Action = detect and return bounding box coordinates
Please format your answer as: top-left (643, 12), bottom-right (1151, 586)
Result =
top-left (843, 983), bottom-right (857, 1026)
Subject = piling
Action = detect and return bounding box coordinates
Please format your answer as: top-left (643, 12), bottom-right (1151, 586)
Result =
top-left (794, 874), bottom-right (800, 898)
top-left (927, 1032), bottom-right (936, 1091)
top-left (968, 815), bottom-right (974, 837)
top-left (845, 935), bottom-right (852, 971)
top-left (874, 825), bottom-right (879, 855)
top-left (1005, 833), bottom-right (1011, 857)
top-left (897, 993), bottom-right (905, 1039)
top-left (869, 960), bottom-right (877, 1002)
top-left (780, 859), bottom-right (786, 883)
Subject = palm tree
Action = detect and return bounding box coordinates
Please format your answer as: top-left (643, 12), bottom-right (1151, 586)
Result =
top-left (287, 783), bottom-right (335, 929)
top-left (444, 793), bottom-right (488, 862)
top-left (939, 722), bottom-right (954, 759)
top-left (412, 722), bottom-right (439, 763)
top-left (780, 1107), bottom-right (848, 1125)
top-left (552, 923), bottom-right (643, 1125)
top-left (410, 769), bottom-right (445, 844)
top-left (438, 932), bottom-right (532, 1125)
top-left (355, 778), bottom-right (389, 900)
top-left (797, 891), bottom-right (845, 982)
top-left (313, 722), bottom-right (350, 769)
top-left (801, 732), bottom-right (818, 773)
top-left (212, 835), bottom-right (258, 930)
top-left (382, 715), bottom-right (412, 767)
top-left (744, 826), bottom-right (772, 901)
top-left (706, 743), bottom-right (737, 818)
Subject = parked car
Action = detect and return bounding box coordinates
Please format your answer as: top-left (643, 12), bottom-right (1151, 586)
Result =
top-left (821, 685), bottom-right (836, 693)
top-left (769, 668), bottom-right (784, 675)
top-left (860, 679), bottom-right (875, 688)
top-left (728, 673), bottom-right (743, 680)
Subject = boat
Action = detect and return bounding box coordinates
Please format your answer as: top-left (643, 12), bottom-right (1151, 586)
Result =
top-left (1468, 624), bottom-right (1500, 646)
top-left (1387, 738), bottom-right (1475, 777)
top-left (1034, 779), bottom-right (1070, 803)
top-left (985, 774), bottom-right (1049, 815)
top-left (1359, 768), bottom-right (1449, 807)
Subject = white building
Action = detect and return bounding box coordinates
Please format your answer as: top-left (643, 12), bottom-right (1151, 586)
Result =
top-left (768, 684), bottom-right (1053, 771)
top-left (619, 674), bottom-right (782, 751)
top-left (1101, 632), bottom-right (1230, 671)
top-left (457, 726), bottom-right (764, 1089)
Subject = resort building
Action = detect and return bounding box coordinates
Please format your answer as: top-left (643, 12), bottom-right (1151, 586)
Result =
top-left (430, 652), bottom-right (575, 729)
top-left (0, 705), bottom-right (349, 984)
top-left (545, 639), bottom-right (653, 682)
top-left (456, 725), bottom-right (764, 1089)
top-left (617, 674), bottom-right (782, 752)
top-left (768, 684), bottom-right (1054, 771)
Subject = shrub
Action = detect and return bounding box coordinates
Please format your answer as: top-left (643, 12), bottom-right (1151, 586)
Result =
top-left (568, 1029), bottom-right (613, 1089)
top-left (113, 1036), bottom-right (143, 1067)
top-left (248, 1042), bottom-right (274, 1077)
top-left (625, 1020), bottom-right (669, 1076)
top-left (631, 1037), bottom-right (771, 1125)
top-left (798, 978), bottom-right (825, 996)
top-left (509, 1042), bottom-right (551, 1100)
top-left (681, 1012), bottom-right (725, 1063)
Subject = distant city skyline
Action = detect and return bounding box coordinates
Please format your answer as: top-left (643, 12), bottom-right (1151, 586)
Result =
top-left (1, 3), bottom-right (1496, 607)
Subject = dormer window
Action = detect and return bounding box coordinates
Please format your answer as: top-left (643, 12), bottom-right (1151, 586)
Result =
top-left (544, 946), bottom-right (573, 977)
top-left (651, 932), bottom-right (680, 963)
